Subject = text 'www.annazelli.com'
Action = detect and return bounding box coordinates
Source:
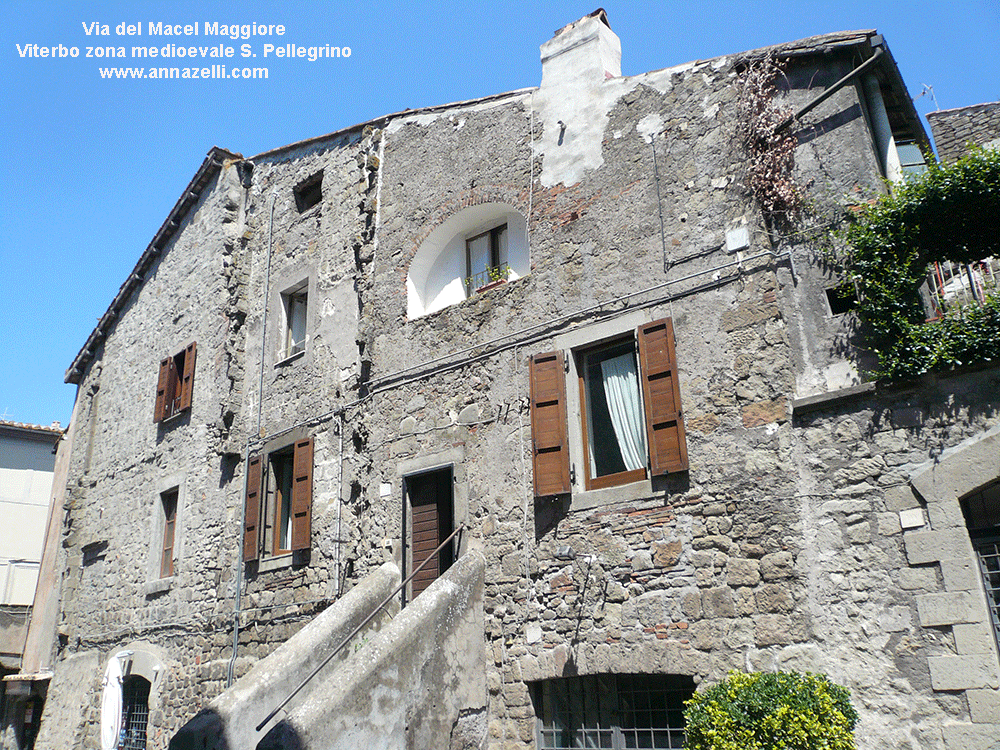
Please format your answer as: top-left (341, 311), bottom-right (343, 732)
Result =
top-left (98, 65), bottom-right (268, 79)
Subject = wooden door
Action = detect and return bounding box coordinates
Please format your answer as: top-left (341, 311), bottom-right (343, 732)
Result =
top-left (407, 468), bottom-right (454, 601)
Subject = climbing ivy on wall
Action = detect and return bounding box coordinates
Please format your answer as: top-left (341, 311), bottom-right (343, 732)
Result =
top-left (840, 147), bottom-right (1000, 381)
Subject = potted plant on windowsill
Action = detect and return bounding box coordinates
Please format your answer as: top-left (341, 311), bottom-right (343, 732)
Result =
top-left (469, 264), bottom-right (511, 294)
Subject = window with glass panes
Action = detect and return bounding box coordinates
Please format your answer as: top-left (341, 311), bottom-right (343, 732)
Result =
top-left (533, 673), bottom-right (694, 750)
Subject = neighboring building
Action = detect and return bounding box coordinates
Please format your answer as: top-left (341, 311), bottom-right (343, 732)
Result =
top-left (0, 421), bottom-right (61, 750)
top-left (927, 101), bottom-right (1000, 162)
top-left (31, 12), bottom-right (1000, 750)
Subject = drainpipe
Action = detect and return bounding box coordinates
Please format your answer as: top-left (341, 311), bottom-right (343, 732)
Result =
top-left (227, 192), bottom-right (277, 687)
top-left (776, 46), bottom-right (884, 133)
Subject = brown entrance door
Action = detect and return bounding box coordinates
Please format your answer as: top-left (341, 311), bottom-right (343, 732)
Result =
top-left (406, 467), bottom-right (454, 602)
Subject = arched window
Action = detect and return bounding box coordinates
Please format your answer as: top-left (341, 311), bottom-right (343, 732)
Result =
top-left (407, 203), bottom-right (528, 318)
top-left (101, 650), bottom-right (163, 750)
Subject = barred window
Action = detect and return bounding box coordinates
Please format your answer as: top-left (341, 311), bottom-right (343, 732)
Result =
top-left (532, 673), bottom-right (694, 750)
top-left (118, 675), bottom-right (150, 750)
top-left (962, 479), bottom-right (1000, 656)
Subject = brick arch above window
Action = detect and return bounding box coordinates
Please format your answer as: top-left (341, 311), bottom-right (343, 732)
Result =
top-left (406, 203), bottom-right (529, 319)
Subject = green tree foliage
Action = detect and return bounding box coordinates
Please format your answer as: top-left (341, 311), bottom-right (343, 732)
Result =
top-left (841, 147), bottom-right (1000, 380)
top-left (684, 671), bottom-right (858, 750)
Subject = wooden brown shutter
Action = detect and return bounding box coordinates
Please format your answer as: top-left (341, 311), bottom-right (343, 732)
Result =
top-left (529, 350), bottom-right (571, 496)
top-left (637, 318), bottom-right (689, 474)
top-left (290, 437), bottom-right (313, 551)
top-left (178, 342), bottom-right (197, 412)
top-left (154, 357), bottom-right (172, 422)
top-left (243, 454), bottom-right (263, 562)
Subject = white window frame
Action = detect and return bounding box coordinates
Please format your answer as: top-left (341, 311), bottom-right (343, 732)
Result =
top-left (280, 280), bottom-right (309, 362)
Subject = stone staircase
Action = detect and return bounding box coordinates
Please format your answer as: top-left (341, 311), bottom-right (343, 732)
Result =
top-left (170, 552), bottom-right (485, 750)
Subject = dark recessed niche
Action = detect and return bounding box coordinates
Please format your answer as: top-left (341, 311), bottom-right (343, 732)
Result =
top-left (826, 283), bottom-right (858, 315)
top-left (295, 172), bottom-right (323, 213)
top-left (82, 540), bottom-right (109, 566)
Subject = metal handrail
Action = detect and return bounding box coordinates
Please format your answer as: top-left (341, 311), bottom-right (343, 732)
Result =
top-left (254, 523), bottom-right (466, 733)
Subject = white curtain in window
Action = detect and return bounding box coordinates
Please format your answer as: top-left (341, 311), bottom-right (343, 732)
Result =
top-left (600, 353), bottom-right (646, 472)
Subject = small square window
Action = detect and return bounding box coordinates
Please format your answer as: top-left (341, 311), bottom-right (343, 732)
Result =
top-left (82, 540), bottom-right (108, 566)
top-left (154, 342), bottom-right (196, 422)
top-left (825, 284), bottom-right (858, 315)
top-left (294, 172), bottom-right (323, 213)
top-left (281, 284), bottom-right (308, 360)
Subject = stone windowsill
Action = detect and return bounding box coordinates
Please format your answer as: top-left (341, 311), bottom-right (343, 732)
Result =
top-left (257, 553), bottom-right (294, 573)
top-left (570, 477), bottom-right (653, 512)
top-left (790, 382), bottom-right (876, 415)
top-left (275, 349), bottom-right (306, 368)
top-left (143, 577), bottom-right (174, 597)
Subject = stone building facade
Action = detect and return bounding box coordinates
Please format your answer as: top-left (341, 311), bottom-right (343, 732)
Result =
top-left (27, 12), bottom-right (1000, 750)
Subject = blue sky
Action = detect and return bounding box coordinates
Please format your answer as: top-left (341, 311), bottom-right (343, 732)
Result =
top-left (2, 0), bottom-right (997, 428)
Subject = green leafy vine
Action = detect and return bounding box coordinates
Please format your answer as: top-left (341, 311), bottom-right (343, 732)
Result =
top-left (839, 147), bottom-right (1000, 381)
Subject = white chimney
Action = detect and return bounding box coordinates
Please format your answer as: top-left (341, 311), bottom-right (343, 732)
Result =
top-left (540, 9), bottom-right (621, 89)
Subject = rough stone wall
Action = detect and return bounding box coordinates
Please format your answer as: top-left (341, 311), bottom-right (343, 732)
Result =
top-left (787, 369), bottom-right (1000, 747)
top-left (51, 159), bottom-right (251, 747)
top-left (361, 50), bottom-right (830, 749)
top-left (42, 25), bottom-right (1000, 750)
top-left (46, 121), bottom-right (386, 748)
top-left (927, 101), bottom-right (1000, 162)
top-left (361, 43), bottom-right (999, 750)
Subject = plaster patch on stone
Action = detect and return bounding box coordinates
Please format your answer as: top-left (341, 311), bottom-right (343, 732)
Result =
top-left (636, 113), bottom-right (663, 144)
top-left (638, 61), bottom-right (701, 94)
top-left (899, 507), bottom-right (926, 530)
top-left (533, 76), bottom-right (640, 187)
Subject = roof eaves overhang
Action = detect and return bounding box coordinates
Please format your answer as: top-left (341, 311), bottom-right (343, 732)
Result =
top-left (733, 29), bottom-right (929, 149)
top-left (65, 146), bottom-right (243, 385)
top-left (867, 35), bottom-right (931, 147)
top-left (0, 420), bottom-right (64, 442)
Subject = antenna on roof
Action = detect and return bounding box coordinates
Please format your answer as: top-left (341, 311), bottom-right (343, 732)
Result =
top-left (914, 84), bottom-right (940, 111)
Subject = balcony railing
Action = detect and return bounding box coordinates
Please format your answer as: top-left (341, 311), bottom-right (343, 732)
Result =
top-left (925, 257), bottom-right (999, 320)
